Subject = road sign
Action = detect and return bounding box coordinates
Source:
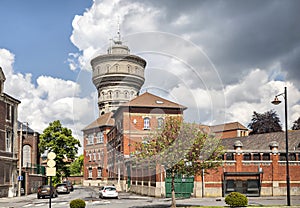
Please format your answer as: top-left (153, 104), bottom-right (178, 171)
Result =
top-left (18, 176), bottom-right (23, 181)
top-left (47, 159), bottom-right (56, 168)
top-left (46, 167), bottom-right (56, 176)
top-left (47, 152), bottom-right (56, 160)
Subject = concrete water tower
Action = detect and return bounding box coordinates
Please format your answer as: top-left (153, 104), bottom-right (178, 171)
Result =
top-left (91, 32), bottom-right (146, 116)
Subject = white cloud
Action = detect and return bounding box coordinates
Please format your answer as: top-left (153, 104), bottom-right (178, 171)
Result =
top-left (69, 0), bottom-right (162, 71)
top-left (0, 48), bottom-right (95, 155)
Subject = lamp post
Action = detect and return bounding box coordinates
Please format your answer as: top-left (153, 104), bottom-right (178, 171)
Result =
top-left (18, 121), bottom-right (28, 197)
top-left (271, 86), bottom-right (291, 206)
top-left (18, 123), bottom-right (23, 197)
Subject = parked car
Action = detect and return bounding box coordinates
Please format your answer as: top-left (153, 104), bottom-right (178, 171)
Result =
top-left (99, 186), bottom-right (118, 199)
top-left (37, 185), bottom-right (58, 199)
top-left (55, 183), bottom-right (70, 194)
top-left (62, 180), bottom-right (74, 191)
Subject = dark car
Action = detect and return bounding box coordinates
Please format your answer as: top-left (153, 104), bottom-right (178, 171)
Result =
top-left (62, 180), bottom-right (74, 192)
top-left (37, 185), bottom-right (58, 199)
top-left (55, 183), bottom-right (70, 194)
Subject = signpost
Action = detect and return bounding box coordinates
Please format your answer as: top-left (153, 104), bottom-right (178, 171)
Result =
top-left (46, 152), bottom-right (56, 208)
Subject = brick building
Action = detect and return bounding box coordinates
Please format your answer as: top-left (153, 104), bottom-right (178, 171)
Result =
top-left (82, 33), bottom-right (300, 198)
top-left (194, 130), bottom-right (300, 197)
top-left (17, 122), bottom-right (45, 195)
top-left (0, 67), bottom-right (20, 197)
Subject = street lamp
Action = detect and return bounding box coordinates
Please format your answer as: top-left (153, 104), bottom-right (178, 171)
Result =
top-left (271, 86), bottom-right (291, 206)
top-left (18, 122), bottom-right (28, 197)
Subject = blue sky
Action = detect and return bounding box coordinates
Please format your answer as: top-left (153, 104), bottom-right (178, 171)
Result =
top-left (0, 0), bottom-right (300, 155)
top-left (0, 0), bottom-right (92, 81)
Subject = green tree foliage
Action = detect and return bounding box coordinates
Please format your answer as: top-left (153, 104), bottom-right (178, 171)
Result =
top-left (39, 120), bottom-right (81, 183)
top-left (134, 117), bottom-right (224, 208)
top-left (70, 155), bottom-right (84, 176)
top-left (292, 117), bottom-right (300, 130)
top-left (248, 110), bottom-right (282, 135)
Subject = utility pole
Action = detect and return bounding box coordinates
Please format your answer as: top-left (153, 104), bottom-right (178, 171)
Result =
top-left (18, 123), bottom-right (23, 197)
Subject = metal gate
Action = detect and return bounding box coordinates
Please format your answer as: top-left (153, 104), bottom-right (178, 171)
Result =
top-left (165, 173), bottom-right (194, 198)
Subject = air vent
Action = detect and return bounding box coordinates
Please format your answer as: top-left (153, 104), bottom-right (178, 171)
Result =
top-left (156, 100), bottom-right (164, 104)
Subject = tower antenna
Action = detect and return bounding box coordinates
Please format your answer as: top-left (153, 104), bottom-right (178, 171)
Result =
top-left (116, 16), bottom-right (122, 43)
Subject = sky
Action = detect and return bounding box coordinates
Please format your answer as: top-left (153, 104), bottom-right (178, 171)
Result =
top-left (1, 0), bottom-right (300, 154)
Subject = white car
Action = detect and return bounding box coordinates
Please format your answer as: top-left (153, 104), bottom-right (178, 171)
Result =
top-left (99, 186), bottom-right (118, 199)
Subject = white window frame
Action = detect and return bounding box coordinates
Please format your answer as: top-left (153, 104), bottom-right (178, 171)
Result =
top-left (87, 134), bottom-right (94, 145)
top-left (96, 132), bottom-right (104, 143)
top-left (5, 130), bottom-right (12, 152)
top-left (97, 167), bottom-right (102, 178)
top-left (88, 168), bottom-right (92, 178)
top-left (143, 117), bottom-right (150, 129)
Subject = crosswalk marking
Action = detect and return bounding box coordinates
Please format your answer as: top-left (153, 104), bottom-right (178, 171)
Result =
top-left (22, 200), bottom-right (109, 207)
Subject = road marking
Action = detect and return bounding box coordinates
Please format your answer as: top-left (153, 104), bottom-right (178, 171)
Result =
top-left (23, 204), bottom-right (32, 207)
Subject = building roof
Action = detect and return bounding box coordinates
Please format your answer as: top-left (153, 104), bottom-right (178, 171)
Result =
top-left (221, 130), bottom-right (300, 151)
top-left (119, 92), bottom-right (187, 110)
top-left (18, 121), bottom-right (36, 134)
top-left (210, 121), bottom-right (248, 133)
top-left (82, 112), bottom-right (115, 131)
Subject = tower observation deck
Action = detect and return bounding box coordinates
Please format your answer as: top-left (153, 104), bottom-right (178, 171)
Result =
top-left (91, 34), bottom-right (147, 116)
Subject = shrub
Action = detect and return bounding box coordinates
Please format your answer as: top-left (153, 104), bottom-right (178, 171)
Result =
top-left (69, 199), bottom-right (86, 208)
top-left (225, 192), bottom-right (248, 207)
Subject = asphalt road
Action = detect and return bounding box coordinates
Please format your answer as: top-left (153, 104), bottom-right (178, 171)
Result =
top-left (0, 186), bottom-right (300, 208)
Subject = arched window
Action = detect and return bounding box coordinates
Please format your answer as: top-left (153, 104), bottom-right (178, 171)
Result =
top-left (144, 117), bottom-right (150, 129)
top-left (124, 91), bottom-right (129, 98)
top-left (106, 64), bottom-right (110, 73)
top-left (23, 145), bottom-right (31, 167)
top-left (127, 65), bottom-right (131, 73)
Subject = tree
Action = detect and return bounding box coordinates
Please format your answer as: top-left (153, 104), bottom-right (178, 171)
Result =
top-left (70, 155), bottom-right (84, 176)
top-left (39, 120), bottom-right (81, 183)
top-left (248, 110), bottom-right (282, 135)
top-left (292, 117), bottom-right (300, 130)
top-left (134, 117), bottom-right (224, 208)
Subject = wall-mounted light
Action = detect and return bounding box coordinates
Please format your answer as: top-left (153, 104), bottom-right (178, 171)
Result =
top-left (133, 119), bottom-right (137, 124)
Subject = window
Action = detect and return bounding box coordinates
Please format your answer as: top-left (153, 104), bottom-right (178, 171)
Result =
top-left (97, 167), bottom-right (102, 178)
top-left (88, 168), bottom-right (92, 178)
top-left (144, 117), bottom-right (150, 129)
top-left (6, 104), bottom-right (12, 121)
top-left (87, 134), bottom-right (94, 145)
top-left (262, 153), bottom-right (270, 160)
top-left (279, 153), bottom-right (287, 161)
top-left (253, 153), bottom-right (260, 161)
top-left (88, 153), bottom-right (92, 161)
top-left (243, 153), bottom-right (251, 161)
top-left (106, 64), bottom-right (110, 72)
top-left (6, 130), bottom-right (12, 152)
top-left (93, 152), bottom-right (97, 161)
top-left (96, 132), bottom-right (104, 143)
top-left (124, 91), bottom-right (129, 98)
top-left (157, 118), bottom-right (164, 129)
top-left (226, 152), bottom-right (234, 160)
top-left (23, 145), bottom-right (31, 167)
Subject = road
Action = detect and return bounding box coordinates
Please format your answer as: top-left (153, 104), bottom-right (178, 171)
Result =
top-left (1, 186), bottom-right (300, 208)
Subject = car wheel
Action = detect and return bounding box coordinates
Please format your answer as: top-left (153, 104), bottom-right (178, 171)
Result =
top-left (42, 196), bottom-right (45, 199)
